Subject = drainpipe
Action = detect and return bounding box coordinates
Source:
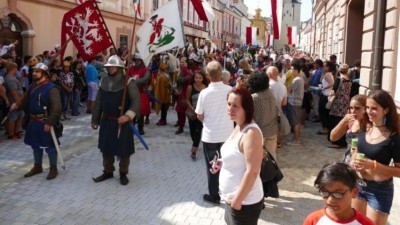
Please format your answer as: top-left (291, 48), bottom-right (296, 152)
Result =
top-left (371, 0), bottom-right (386, 90)
top-left (343, 0), bottom-right (353, 63)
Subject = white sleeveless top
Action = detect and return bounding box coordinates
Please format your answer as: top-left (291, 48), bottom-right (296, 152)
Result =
top-left (219, 123), bottom-right (264, 205)
top-left (321, 72), bottom-right (333, 96)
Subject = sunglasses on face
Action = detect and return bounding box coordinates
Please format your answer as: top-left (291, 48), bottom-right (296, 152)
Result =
top-left (319, 189), bottom-right (349, 199)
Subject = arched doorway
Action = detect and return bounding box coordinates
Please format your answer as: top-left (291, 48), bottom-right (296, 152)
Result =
top-left (0, 14), bottom-right (23, 57)
top-left (345, 0), bottom-right (364, 66)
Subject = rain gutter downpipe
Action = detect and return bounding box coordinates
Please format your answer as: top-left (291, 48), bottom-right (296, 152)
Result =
top-left (371, 0), bottom-right (386, 90)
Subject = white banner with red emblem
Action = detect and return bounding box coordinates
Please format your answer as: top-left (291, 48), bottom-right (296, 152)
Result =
top-left (136, 0), bottom-right (185, 66)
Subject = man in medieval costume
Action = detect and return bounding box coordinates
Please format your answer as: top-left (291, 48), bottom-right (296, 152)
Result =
top-left (22, 63), bottom-right (62, 180)
top-left (127, 53), bottom-right (151, 135)
top-left (91, 55), bottom-right (140, 185)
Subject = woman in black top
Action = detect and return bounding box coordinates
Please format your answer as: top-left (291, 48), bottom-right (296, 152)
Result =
top-left (71, 61), bottom-right (86, 116)
top-left (185, 70), bottom-right (208, 160)
top-left (352, 90), bottom-right (400, 225)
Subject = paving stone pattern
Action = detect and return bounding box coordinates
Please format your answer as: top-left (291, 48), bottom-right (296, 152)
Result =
top-left (0, 111), bottom-right (399, 225)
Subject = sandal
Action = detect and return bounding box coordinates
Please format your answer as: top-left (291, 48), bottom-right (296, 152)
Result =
top-left (327, 144), bottom-right (341, 149)
top-left (191, 147), bottom-right (197, 160)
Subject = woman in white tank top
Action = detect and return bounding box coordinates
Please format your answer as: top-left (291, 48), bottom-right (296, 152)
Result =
top-left (211, 87), bottom-right (264, 225)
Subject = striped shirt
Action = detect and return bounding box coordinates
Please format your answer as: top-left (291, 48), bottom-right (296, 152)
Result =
top-left (195, 81), bottom-right (233, 143)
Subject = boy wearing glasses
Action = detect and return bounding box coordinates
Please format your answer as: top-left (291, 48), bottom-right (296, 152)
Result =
top-left (303, 162), bottom-right (374, 225)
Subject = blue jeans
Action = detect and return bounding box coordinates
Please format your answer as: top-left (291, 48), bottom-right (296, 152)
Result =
top-left (203, 142), bottom-right (223, 200)
top-left (71, 89), bottom-right (81, 115)
top-left (357, 179), bottom-right (394, 214)
top-left (62, 92), bottom-right (72, 113)
top-left (32, 146), bottom-right (57, 166)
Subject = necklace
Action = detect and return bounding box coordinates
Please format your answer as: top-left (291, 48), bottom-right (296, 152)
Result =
top-left (368, 126), bottom-right (386, 141)
top-left (372, 124), bottom-right (385, 128)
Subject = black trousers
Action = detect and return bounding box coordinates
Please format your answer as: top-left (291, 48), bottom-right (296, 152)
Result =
top-left (328, 114), bottom-right (347, 147)
top-left (224, 199), bottom-right (264, 225)
top-left (103, 154), bottom-right (130, 174)
top-left (318, 95), bottom-right (329, 129)
top-left (160, 103), bottom-right (169, 121)
top-left (202, 142), bottom-right (223, 199)
top-left (188, 119), bottom-right (203, 148)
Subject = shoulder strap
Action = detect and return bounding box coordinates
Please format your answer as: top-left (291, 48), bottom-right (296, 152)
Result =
top-left (240, 124), bottom-right (262, 138)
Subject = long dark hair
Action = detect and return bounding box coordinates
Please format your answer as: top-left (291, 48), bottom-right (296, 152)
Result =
top-left (366, 90), bottom-right (400, 133)
top-left (191, 69), bottom-right (209, 86)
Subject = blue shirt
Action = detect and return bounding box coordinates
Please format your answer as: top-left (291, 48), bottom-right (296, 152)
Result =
top-left (86, 64), bottom-right (99, 84)
top-left (310, 68), bottom-right (323, 86)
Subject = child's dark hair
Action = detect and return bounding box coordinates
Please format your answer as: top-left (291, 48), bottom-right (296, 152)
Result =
top-left (314, 162), bottom-right (361, 190)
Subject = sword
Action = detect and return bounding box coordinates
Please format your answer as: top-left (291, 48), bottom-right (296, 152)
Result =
top-left (147, 91), bottom-right (161, 105)
top-left (50, 127), bottom-right (65, 170)
top-left (1, 108), bottom-right (13, 126)
top-left (43, 106), bottom-right (65, 170)
top-left (129, 123), bottom-right (149, 150)
top-left (1, 114), bottom-right (8, 125)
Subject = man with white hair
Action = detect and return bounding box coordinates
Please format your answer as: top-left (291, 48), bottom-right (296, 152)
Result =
top-left (267, 66), bottom-right (287, 150)
top-left (195, 61), bottom-right (233, 205)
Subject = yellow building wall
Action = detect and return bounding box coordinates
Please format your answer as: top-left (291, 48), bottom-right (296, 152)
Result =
top-left (14, 0), bottom-right (140, 57)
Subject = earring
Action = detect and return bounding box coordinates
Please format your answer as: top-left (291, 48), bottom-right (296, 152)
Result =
top-left (384, 115), bottom-right (387, 126)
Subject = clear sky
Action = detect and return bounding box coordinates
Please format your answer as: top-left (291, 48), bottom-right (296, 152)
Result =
top-left (243, 0), bottom-right (312, 22)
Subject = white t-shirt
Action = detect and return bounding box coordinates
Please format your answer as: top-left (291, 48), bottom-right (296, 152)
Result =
top-left (278, 73), bottom-right (286, 84)
top-left (269, 79), bottom-right (287, 115)
top-left (195, 81), bottom-right (233, 143)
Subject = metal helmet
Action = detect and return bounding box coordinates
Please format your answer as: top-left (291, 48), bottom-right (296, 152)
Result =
top-left (34, 63), bottom-right (49, 74)
top-left (132, 53), bottom-right (142, 60)
top-left (104, 55), bottom-right (126, 68)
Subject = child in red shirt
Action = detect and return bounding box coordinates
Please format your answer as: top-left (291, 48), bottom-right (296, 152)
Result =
top-left (303, 162), bottom-right (375, 225)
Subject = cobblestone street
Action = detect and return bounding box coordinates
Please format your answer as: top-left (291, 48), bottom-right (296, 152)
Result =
top-left (0, 111), bottom-right (399, 225)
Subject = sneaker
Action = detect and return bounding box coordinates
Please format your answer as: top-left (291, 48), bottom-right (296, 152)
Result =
top-left (203, 194), bottom-right (220, 206)
top-left (287, 140), bottom-right (301, 146)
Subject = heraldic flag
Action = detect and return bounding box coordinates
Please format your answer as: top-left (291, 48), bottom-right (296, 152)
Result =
top-left (61, 0), bottom-right (113, 61)
top-left (136, 0), bottom-right (185, 66)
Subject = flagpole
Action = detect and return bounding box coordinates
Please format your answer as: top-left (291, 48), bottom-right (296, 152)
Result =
top-left (118, 3), bottom-right (139, 138)
top-left (176, 0), bottom-right (186, 50)
top-left (129, 10), bottom-right (138, 56)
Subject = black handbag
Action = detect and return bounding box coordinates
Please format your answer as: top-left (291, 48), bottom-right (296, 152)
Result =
top-left (260, 149), bottom-right (284, 183)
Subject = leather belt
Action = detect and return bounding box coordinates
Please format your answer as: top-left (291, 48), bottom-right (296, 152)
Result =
top-left (30, 114), bottom-right (46, 119)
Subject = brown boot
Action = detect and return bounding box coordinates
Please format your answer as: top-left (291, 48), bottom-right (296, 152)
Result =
top-left (46, 166), bottom-right (58, 180)
top-left (24, 164), bottom-right (43, 178)
top-left (86, 101), bottom-right (93, 114)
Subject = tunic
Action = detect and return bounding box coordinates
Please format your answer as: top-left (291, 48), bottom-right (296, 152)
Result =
top-left (97, 89), bottom-right (134, 157)
top-left (128, 66), bottom-right (150, 115)
top-left (92, 70), bottom-right (141, 157)
top-left (23, 82), bottom-right (62, 151)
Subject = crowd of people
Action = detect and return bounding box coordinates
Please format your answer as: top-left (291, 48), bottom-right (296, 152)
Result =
top-left (1, 39), bottom-right (400, 225)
